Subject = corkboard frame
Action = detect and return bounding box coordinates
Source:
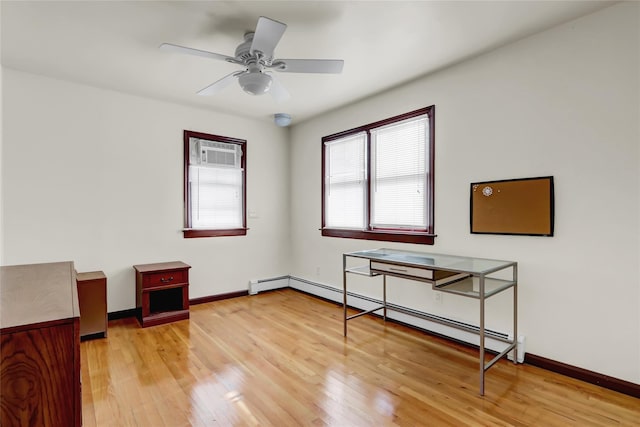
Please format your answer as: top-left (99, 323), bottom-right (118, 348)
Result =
top-left (470, 176), bottom-right (554, 236)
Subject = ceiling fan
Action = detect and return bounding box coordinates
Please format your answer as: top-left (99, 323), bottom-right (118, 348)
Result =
top-left (160, 16), bottom-right (344, 102)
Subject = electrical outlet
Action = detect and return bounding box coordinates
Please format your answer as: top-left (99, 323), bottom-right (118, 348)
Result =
top-left (316, 267), bottom-right (320, 277)
top-left (434, 292), bottom-right (443, 304)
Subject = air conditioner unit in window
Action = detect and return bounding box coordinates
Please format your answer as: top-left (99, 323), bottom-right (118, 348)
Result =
top-left (196, 140), bottom-right (241, 168)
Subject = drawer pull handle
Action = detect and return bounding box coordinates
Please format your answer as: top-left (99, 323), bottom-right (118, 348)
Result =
top-left (389, 267), bottom-right (407, 272)
top-left (160, 276), bottom-right (174, 283)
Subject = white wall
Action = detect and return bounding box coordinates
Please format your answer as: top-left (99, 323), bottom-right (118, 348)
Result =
top-left (0, 4), bottom-right (4, 266)
top-left (1, 1), bottom-right (638, 386)
top-left (1, 69), bottom-right (291, 311)
top-left (289, 3), bottom-right (639, 383)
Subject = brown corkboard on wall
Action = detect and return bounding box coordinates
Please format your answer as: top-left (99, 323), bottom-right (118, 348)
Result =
top-left (470, 176), bottom-right (554, 236)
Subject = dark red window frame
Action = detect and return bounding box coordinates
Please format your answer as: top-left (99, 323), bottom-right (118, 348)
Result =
top-left (321, 106), bottom-right (436, 245)
top-left (183, 130), bottom-right (247, 238)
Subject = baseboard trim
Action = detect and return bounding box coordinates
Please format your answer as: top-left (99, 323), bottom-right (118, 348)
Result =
top-left (525, 353), bottom-right (640, 398)
top-left (108, 308), bottom-right (138, 321)
top-left (190, 290), bottom-right (248, 305)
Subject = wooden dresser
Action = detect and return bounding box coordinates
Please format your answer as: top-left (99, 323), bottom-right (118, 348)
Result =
top-left (1, 261), bottom-right (82, 427)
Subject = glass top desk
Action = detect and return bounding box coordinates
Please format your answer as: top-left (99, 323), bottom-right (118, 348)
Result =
top-left (342, 248), bottom-right (518, 396)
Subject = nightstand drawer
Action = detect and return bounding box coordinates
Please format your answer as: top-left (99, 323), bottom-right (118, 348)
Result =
top-left (143, 269), bottom-right (187, 288)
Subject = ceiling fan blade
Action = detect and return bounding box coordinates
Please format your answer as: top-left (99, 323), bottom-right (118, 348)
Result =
top-left (274, 59), bottom-right (344, 74)
top-left (197, 71), bottom-right (244, 96)
top-left (160, 43), bottom-right (237, 63)
top-left (250, 16), bottom-right (287, 59)
top-left (268, 74), bottom-right (290, 103)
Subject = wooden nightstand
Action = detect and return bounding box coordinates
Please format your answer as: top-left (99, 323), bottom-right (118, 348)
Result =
top-left (133, 261), bottom-right (191, 327)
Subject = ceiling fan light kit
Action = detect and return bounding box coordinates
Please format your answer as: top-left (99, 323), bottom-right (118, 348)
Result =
top-left (160, 16), bottom-right (344, 101)
top-left (238, 69), bottom-right (272, 95)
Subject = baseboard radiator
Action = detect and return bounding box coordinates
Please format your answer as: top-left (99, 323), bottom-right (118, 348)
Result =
top-left (250, 275), bottom-right (525, 362)
top-left (248, 276), bottom-right (290, 295)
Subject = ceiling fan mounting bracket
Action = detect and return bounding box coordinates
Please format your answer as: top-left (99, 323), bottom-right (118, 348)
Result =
top-left (235, 32), bottom-right (272, 65)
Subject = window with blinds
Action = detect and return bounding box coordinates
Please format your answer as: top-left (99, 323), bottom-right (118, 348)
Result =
top-left (324, 133), bottom-right (367, 229)
top-left (189, 164), bottom-right (243, 229)
top-left (370, 116), bottom-right (428, 230)
top-left (183, 130), bottom-right (247, 238)
top-left (321, 106), bottom-right (435, 244)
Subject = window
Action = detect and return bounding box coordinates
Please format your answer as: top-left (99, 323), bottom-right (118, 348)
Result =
top-left (321, 106), bottom-right (435, 244)
top-left (183, 130), bottom-right (247, 238)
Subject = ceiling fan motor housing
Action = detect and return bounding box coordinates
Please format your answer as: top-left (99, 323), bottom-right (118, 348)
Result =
top-left (235, 32), bottom-right (261, 62)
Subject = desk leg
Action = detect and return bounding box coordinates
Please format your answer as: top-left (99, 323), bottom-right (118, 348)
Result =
top-left (343, 254), bottom-right (348, 337)
top-left (383, 275), bottom-right (387, 321)
top-left (479, 274), bottom-right (486, 396)
top-left (513, 264), bottom-right (518, 364)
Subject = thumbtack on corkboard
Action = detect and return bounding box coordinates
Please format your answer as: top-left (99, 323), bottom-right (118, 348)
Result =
top-left (470, 176), bottom-right (554, 236)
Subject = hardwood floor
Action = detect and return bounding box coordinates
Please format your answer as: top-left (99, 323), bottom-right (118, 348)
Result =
top-left (81, 289), bottom-right (640, 426)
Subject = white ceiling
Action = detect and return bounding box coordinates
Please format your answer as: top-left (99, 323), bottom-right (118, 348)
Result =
top-left (1, 1), bottom-right (612, 126)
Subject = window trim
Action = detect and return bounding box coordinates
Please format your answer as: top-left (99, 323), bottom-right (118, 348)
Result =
top-left (183, 130), bottom-right (247, 238)
top-left (321, 106), bottom-right (436, 245)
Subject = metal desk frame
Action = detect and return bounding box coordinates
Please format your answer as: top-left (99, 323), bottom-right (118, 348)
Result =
top-left (342, 248), bottom-right (518, 396)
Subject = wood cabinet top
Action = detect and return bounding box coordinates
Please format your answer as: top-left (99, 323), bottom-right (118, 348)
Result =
top-left (76, 271), bottom-right (106, 282)
top-left (133, 261), bottom-right (191, 273)
top-left (1, 261), bottom-right (80, 330)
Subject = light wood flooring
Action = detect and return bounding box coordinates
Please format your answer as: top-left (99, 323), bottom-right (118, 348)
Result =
top-left (81, 289), bottom-right (640, 426)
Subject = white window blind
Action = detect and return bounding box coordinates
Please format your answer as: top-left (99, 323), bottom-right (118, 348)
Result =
top-left (370, 116), bottom-right (428, 230)
top-left (324, 133), bottom-right (367, 229)
top-left (189, 138), bottom-right (243, 229)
